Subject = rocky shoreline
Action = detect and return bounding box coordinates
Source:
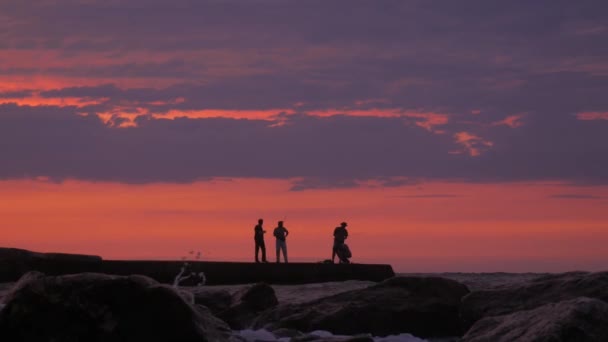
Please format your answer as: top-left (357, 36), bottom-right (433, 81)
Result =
top-left (2, 249), bottom-right (608, 341)
top-left (3, 271), bottom-right (608, 341)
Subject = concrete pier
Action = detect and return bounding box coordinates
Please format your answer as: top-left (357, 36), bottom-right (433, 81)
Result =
top-left (1, 248), bottom-right (395, 284)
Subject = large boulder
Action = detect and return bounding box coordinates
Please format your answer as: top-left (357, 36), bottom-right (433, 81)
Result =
top-left (254, 276), bottom-right (470, 338)
top-left (462, 297), bottom-right (608, 342)
top-left (235, 282), bottom-right (279, 311)
top-left (0, 272), bottom-right (231, 342)
top-left (0, 247), bottom-right (102, 282)
top-left (461, 272), bottom-right (608, 328)
top-left (220, 282), bottom-right (279, 329)
top-left (193, 282), bottom-right (279, 329)
top-left (193, 287), bottom-right (234, 313)
top-left (0, 282), bottom-right (12, 302)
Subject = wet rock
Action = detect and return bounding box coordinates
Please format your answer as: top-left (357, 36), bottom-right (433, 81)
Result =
top-left (462, 297), bottom-right (608, 342)
top-left (220, 282), bottom-right (279, 329)
top-left (236, 282), bottom-right (279, 311)
top-left (272, 327), bottom-right (305, 338)
top-left (292, 332), bottom-right (373, 342)
top-left (0, 272), bottom-right (231, 342)
top-left (254, 276), bottom-right (469, 338)
top-left (193, 288), bottom-right (234, 313)
top-left (461, 271), bottom-right (608, 328)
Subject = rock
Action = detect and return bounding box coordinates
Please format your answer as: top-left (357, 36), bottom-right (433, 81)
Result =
top-left (461, 271), bottom-right (608, 328)
top-left (193, 288), bottom-right (234, 313)
top-left (462, 297), bottom-right (608, 342)
top-left (177, 288), bottom-right (196, 305)
top-left (0, 272), bottom-right (231, 342)
top-left (292, 331), bottom-right (373, 342)
top-left (272, 327), bottom-right (305, 338)
top-left (191, 282), bottom-right (279, 329)
top-left (237, 282), bottom-right (279, 311)
top-left (254, 276), bottom-right (470, 338)
top-left (219, 282), bottom-right (279, 329)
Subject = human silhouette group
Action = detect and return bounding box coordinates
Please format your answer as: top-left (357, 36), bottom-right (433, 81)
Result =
top-left (254, 219), bottom-right (351, 264)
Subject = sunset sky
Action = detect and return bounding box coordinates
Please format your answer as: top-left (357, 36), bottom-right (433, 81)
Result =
top-left (1, 1), bottom-right (607, 272)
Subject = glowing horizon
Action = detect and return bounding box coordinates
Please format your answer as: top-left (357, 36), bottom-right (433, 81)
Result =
top-left (2, 179), bottom-right (607, 273)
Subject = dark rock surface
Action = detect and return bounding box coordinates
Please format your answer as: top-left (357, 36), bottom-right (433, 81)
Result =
top-left (235, 282), bottom-right (279, 312)
top-left (272, 327), bottom-right (305, 338)
top-left (254, 276), bottom-right (470, 338)
top-left (220, 282), bottom-right (278, 329)
top-left (461, 271), bottom-right (608, 328)
top-left (194, 282), bottom-right (279, 329)
top-left (462, 297), bottom-right (608, 342)
top-left (292, 333), bottom-right (374, 342)
top-left (0, 272), bottom-right (231, 342)
top-left (193, 287), bottom-right (234, 313)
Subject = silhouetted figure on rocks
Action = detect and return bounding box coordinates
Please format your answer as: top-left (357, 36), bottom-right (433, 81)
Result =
top-left (254, 219), bottom-right (268, 263)
top-left (333, 221), bottom-right (350, 263)
top-left (273, 221), bottom-right (289, 263)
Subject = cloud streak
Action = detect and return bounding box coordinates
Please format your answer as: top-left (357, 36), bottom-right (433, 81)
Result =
top-left (1, 103), bottom-right (607, 188)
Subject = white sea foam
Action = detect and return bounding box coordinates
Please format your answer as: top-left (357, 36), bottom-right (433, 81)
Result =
top-left (236, 329), bottom-right (428, 342)
top-left (173, 261), bottom-right (206, 288)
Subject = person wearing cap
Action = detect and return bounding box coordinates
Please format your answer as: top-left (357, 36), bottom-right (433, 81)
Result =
top-left (273, 220), bottom-right (289, 263)
top-left (332, 222), bottom-right (349, 263)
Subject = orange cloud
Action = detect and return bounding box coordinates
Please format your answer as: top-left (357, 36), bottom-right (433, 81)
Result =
top-left (308, 108), bottom-right (404, 118)
top-left (404, 112), bottom-right (449, 132)
top-left (92, 108), bottom-right (298, 128)
top-left (492, 114), bottom-right (525, 128)
top-left (0, 96), bottom-right (108, 107)
top-left (308, 108), bottom-right (449, 132)
top-left (453, 131), bottom-right (494, 156)
top-left (161, 109), bottom-right (296, 120)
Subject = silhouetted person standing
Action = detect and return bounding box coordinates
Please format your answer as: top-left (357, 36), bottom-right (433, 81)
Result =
top-left (273, 221), bottom-right (289, 263)
top-left (254, 219), bottom-right (268, 263)
top-left (332, 222), bottom-right (349, 263)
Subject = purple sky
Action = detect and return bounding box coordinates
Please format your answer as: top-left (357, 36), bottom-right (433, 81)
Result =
top-left (0, 0), bottom-right (607, 188)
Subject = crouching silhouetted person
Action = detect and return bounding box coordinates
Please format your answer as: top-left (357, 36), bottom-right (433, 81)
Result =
top-left (254, 218), bottom-right (268, 263)
top-left (273, 221), bottom-right (289, 263)
top-left (333, 221), bottom-right (350, 263)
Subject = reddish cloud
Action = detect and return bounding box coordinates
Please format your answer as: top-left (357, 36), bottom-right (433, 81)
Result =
top-left (577, 112), bottom-right (608, 121)
top-left (491, 114), bottom-right (525, 128)
top-left (452, 132), bottom-right (494, 157)
top-left (307, 108), bottom-right (404, 118)
top-left (405, 112), bottom-right (449, 132)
